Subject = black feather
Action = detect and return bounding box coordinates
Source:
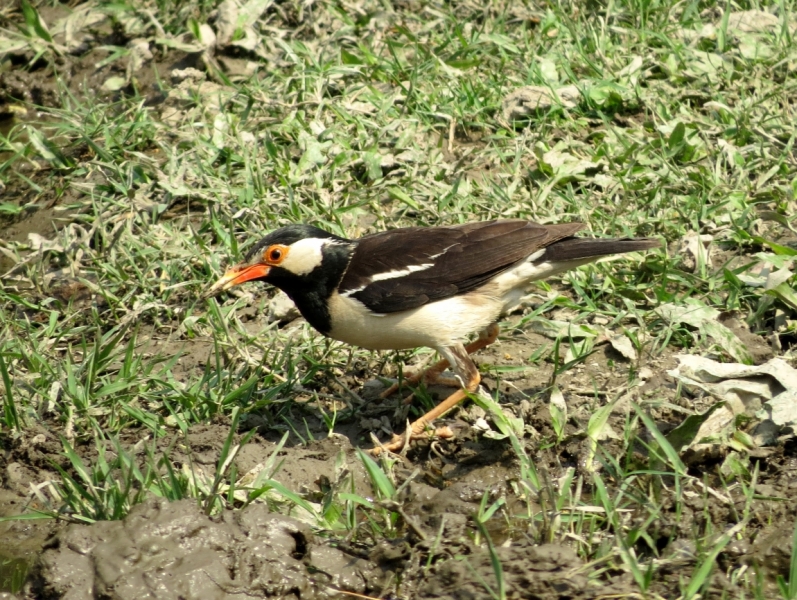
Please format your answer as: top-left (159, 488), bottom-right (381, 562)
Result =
top-left (245, 224), bottom-right (346, 262)
top-left (542, 237), bottom-right (660, 262)
top-left (238, 221), bottom-right (659, 325)
top-left (341, 220), bottom-right (584, 313)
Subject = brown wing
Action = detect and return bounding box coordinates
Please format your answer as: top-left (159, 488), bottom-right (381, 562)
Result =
top-left (338, 220), bottom-right (584, 313)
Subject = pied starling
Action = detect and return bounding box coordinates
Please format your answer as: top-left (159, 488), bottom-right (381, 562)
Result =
top-left (204, 220), bottom-right (658, 453)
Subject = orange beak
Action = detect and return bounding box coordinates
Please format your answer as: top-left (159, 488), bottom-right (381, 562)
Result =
top-left (202, 263), bottom-right (270, 299)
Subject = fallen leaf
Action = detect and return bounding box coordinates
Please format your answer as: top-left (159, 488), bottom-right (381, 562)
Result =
top-left (677, 231), bottom-right (715, 272)
top-left (502, 84), bottom-right (581, 120)
top-left (667, 355), bottom-right (797, 446)
top-left (608, 334), bottom-right (637, 361)
top-left (656, 299), bottom-right (752, 364)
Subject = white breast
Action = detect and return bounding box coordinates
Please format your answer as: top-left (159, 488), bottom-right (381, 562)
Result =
top-left (325, 253), bottom-right (603, 351)
top-left (326, 292), bottom-right (503, 351)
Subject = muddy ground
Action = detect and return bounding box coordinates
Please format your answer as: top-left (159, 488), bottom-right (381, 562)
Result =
top-left (2, 2), bottom-right (797, 599)
top-left (3, 306), bottom-right (795, 598)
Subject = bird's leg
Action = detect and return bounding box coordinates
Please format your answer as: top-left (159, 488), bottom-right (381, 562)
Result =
top-left (378, 355), bottom-right (448, 401)
top-left (371, 343), bottom-right (480, 455)
top-left (379, 322), bottom-right (499, 400)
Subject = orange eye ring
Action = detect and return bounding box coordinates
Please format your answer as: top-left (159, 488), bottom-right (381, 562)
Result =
top-left (263, 244), bottom-right (288, 265)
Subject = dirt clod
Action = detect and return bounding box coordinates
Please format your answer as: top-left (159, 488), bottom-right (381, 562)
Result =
top-left (31, 497), bottom-right (384, 600)
top-left (418, 540), bottom-right (621, 599)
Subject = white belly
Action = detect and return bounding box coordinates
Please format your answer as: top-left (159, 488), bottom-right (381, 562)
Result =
top-left (325, 254), bottom-right (598, 351)
top-left (326, 291), bottom-right (503, 351)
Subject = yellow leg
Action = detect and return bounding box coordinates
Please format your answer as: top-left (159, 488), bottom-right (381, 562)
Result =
top-left (379, 323), bottom-right (499, 401)
top-left (370, 343), bottom-right (481, 455)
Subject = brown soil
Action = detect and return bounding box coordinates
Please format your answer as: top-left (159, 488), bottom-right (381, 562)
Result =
top-left (1, 2), bottom-right (795, 599)
top-left (7, 399), bottom-right (795, 598)
top-left (4, 329), bottom-right (794, 599)
top-left (2, 224), bottom-right (790, 598)
top-left (31, 496), bottom-right (385, 600)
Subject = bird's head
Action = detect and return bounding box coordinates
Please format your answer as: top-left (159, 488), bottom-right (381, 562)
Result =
top-left (203, 224), bottom-right (349, 298)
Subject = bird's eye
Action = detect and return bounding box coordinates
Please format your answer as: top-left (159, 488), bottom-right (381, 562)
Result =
top-left (268, 248), bottom-right (282, 262)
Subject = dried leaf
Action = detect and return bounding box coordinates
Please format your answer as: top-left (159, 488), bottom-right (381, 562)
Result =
top-left (528, 319), bottom-right (599, 340)
top-left (608, 334), bottom-right (637, 361)
top-left (539, 149), bottom-right (603, 180)
top-left (668, 355), bottom-right (797, 445)
top-left (677, 231), bottom-right (715, 272)
top-left (657, 299), bottom-right (752, 364)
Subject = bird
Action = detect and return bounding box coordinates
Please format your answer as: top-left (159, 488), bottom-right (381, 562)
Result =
top-left (203, 220), bottom-right (659, 454)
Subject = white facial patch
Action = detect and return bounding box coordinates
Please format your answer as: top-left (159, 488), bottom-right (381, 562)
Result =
top-left (280, 237), bottom-right (327, 275)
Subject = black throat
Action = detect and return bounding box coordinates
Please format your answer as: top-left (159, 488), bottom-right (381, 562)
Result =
top-left (266, 242), bottom-right (353, 335)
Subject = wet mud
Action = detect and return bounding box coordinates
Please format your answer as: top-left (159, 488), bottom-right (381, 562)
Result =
top-left (30, 497), bottom-right (383, 600)
top-left (2, 2), bottom-right (796, 599)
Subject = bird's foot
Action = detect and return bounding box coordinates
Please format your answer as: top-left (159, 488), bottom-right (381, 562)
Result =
top-left (379, 371), bottom-right (444, 408)
top-left (395, 375), bottom-right (463, 406)
top-left (369, 385), bottom-right (473, 456)
top-left (379, 323), bottom-right (498, 401)
top-left (379, 361), bottom-right (449, 400)
top-left (370, 342), bottom-right (485, 456)
top-left (369, 424), bottom-right (455, 456)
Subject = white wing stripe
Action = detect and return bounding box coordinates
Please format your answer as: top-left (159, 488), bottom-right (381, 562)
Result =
top-left (340, 285), bottom-right (367, 297)
top-left (427, 244), bottom-right (456, 260)
top-left (369, 263), bottom-right (434, 282)
top-left (340, 262), bottom-right (434, 296)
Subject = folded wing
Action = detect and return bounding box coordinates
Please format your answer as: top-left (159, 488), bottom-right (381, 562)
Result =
top-left (338, 220), bottom-right (584, 313)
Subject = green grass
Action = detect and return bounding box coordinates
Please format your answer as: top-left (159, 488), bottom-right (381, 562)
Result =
top-left (1, 0), bottom-right (797, 596)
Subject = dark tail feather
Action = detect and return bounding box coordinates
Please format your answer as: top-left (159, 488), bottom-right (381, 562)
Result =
top-left (542, 237), bottom-right (660, 262)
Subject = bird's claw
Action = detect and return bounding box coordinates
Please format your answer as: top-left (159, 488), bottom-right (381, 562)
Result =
top-left (368, 424), bottom-right (455, 456)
